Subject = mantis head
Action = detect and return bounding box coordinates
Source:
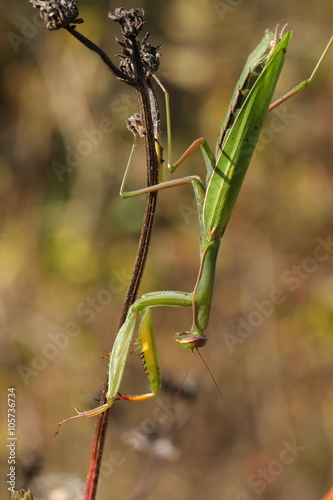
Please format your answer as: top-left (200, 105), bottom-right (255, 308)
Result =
top-left (173, 331), bottom-right (221, 397)
top-left (173, 331), bottom-right (208, 349)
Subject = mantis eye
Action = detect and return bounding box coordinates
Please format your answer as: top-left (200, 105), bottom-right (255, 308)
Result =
top-left (173, 332), bottom-right (208, 349)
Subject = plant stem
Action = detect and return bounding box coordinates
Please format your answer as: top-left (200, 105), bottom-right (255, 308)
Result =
top-left (66, 26), bottom-right (135, 85)
top-left (65, 31), bottom-right (161, 500)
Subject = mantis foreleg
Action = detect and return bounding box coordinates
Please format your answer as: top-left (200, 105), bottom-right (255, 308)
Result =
top-left (56, 291), bottom-right (194, 432)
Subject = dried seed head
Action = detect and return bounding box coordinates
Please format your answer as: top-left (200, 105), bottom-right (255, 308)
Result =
top-left (126, 113), bottom-right (146, 138)
top-left (108, 8), bottom-right (145, 38)
top-left (108, 10), bottom-right (160, 79)
top-left (141, 33), bottom-right (161, 74)
top-left (116, 34), bottom-right (161, 78)
top-left (119, 55), bottom-right (135, 79)
top-left (29, 0), bottom-right (82, 31)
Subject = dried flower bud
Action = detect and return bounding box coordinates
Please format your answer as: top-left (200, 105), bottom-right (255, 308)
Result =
top-left (119, 55), bottom-right (135, 79)
top-left (108, 8), bottom-right (145, 38)
top-left (116, 33), bottom-right (161, 78)
top-left (29, 0), bottom-right (82, 31)
top-left (126, 113), bottom-right (146, 138)
top-left (141, 33), bottom-right (161, 74)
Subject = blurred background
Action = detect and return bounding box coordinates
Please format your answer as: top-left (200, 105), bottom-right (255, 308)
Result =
top-left (1, 1), bottom-right (333, 499)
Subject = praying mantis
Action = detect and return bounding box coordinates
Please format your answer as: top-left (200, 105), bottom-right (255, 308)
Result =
top-left (56, 26), bottom-right (332, 432)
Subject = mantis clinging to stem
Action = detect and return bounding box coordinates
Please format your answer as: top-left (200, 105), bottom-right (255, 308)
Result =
top-left (56, 25), bottom-right (332, 432)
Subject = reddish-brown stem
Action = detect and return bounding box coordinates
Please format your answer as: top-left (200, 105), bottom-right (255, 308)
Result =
top-left (82, 34), bottom-right (160, 500)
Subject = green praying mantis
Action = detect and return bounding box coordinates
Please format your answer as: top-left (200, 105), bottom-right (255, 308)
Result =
top-left (56, 25), bottom-right (332, 431)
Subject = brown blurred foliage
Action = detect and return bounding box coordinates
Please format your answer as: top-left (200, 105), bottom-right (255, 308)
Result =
top-left (1, 1), bottom-right (333, 499)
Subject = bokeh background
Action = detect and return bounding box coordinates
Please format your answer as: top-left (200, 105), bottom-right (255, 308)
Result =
top-left (1, 1), bottom-right (333, 499)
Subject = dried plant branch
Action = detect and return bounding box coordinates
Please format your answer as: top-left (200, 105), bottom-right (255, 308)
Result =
top-left (28, 2), bottom-right (162, 499)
